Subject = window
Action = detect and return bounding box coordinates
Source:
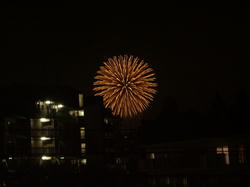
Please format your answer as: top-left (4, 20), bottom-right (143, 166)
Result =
top-left (57, 104), bottom-right (64, 108)
top-left (183, 176), bottom-right (188, 186)
top-left (217, 146), bottom-right (230, 165)
top-left (69, 110), bottom-right (78, 117)
top-left (41, 156), bottom-right (52, 160)
top-left (164, 177), bottom-right (170, 185)
top-left (78, 110), bottom-right (84, 116)
top-left (79, 94), bottom-right (84, 108)
top-left (69, 110), bottom-right (84, 117)
top-left (147, 153), bottom-right (155, 159)
top-left (80, 127), bottom-right (85, 139)
top-left (40, 118), bottom-right (50, 122)
top-left (45, 100), bottom-right (53, 105)
top-left (81, 159), bottom-right (87, 165)
top-left (81, 143), bottom-right (86, 154)
top-left (40, 137), bottom-right (51, 141)
top-left (116, 158), bottom-right (121, 164)
top-left (104, 118), bottom-right (108, 124)
top-left (239, 145), bottom-right (247, 164)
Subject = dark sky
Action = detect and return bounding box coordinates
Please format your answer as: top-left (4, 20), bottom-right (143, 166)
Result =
top-left (3, 2), bottom-right (249, 119)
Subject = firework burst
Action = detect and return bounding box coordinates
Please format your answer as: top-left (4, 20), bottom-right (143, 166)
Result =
top-left (93, 55), bottom-right (157, 118)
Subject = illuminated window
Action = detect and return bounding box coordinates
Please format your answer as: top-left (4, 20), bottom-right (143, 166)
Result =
top-left (40, 137), bottom-right (51, 141)
top-left (239, 145), bottom-right (247, 164)
top-left (80, 127), bottom-right (85, 139)
top-left (45, 100), bottom-right (53, 105)
top-left (104, 118), bottom-right (108, 124)
top-left (69, 110), bottom-right (77, 117)
top-left (81, 159), bottom-right (87, 165)
top-left (40, 118), bottom-right (50, 122)
top-left (79, 94), bottom-right (84, 108)
top-left (78, 110), bottom-right (84, 116)
top-left (81, 143), bottom-right (86, 153)
top-left (41, 156), bottom-right (52, 160)
top-left (217, 146), bottom-right (230, 165)
top-left (69, 110), bottom-right (84, 117)
top-left (57, 104), bottom-right (64, 108)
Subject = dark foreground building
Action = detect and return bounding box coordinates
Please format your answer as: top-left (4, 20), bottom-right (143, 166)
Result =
top-left (137, 136), bottom-right (250, 187)
top-left (0, 85), bottom-right (250, 187)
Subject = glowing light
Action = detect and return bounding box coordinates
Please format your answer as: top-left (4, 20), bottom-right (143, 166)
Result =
top-left (40, 137), bottom-right (51, 141)
top-left (8, 157), bottom-right (12, 160)
top-left (40, 118), bottom-right (50, 122)
top-left (93, 55), bottom-right (157, 118)
top-left (45, 100), bottom-right (53, 105)
top-left (41, 156), bottom-right (52, 160)
top-left (60, 157), bottom-right (65, 159)
top-left (81, 159), bottom-right (87, 165)
top-left (79, 93), bottom-right (84, 107)
top-left (78, 110), bottom-right (84, 116)
top-left (81, 143), bottom-right (86, 153)
top-left (104, 118), bottom-right (108, 124)
top-left (57, 104), bottom-right (64, 108)
top-left (69, 110), bottom-right (84, 117)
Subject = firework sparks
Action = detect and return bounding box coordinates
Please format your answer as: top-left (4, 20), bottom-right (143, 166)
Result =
top-left (93, 55), bottom-right (157, 118)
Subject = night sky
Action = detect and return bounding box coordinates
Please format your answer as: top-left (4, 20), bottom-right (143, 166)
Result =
top-left (4, 2), bottom-right (249, 119)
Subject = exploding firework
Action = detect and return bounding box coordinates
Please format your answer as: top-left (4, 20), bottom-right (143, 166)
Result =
top-left (93, 55), bottom-right (157, 118)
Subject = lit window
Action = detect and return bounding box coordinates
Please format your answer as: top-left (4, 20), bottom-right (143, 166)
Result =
top-left (216, 147), bottom-right (223, 154)
top-left (80, 127), bottom-right (85, 139)
top-left (79, 94), bottom-right (84, 108)
top-left (45, 100), bottom-right (53, 105)
top-left (57, 104), bottom-right (64, 108)
top-left (104, 118), bottom-right (108, 124)
top-left (69, 110), bottom-right (76, 117)
top-left (52, 105), bottom-right (58, 109)
top-left (41, 156), bottom-right (52, 160)
top-left (69, 110), bottom-right (84, 117)
top-left (40, 118), bottom-right (50, 122)
top-left (78, 110), bottom-right (84, 116)
top-left (81, 159), bottom-right (87, 165)
top-left (81, 143), bottom-right (86, 153)
top-left (217, 146), bottom-right (230, 165)
top-left (40, 137), bottom-right (51, 141)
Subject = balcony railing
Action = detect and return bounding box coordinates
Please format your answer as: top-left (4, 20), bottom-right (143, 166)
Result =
top-left (31, 129), bottom-right (55, 137)
top-left (31, 147), bottom-right (56, 155)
